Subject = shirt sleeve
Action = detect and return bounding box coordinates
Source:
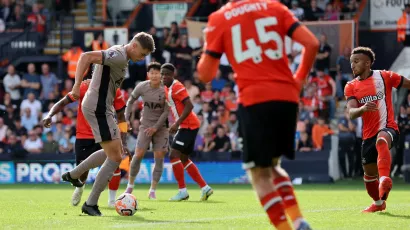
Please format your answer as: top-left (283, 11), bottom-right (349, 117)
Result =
top-left (344, 82), bottom-right (356, 102)
top-left (172, 83), bottom-right (190, 103)
top-left (279, 3), bottom-right (301, 38)
top-left (203, 12), bottom-right (224, 59)
top-left (101, 48), bottom-right (127, 67)
top-left (113, 89), bottom-right (126, 112)
top-left (386, 71), bottom-right (404, 89)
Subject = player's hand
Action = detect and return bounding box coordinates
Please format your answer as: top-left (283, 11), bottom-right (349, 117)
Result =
top-left (144, 127), bottom-right (157, 137)
top-left (71, 84), bottom-right (81, 100)
top-left (361, 102), bottom-right (378, 112)
top-left (42, 115), bottom-right (52, 128)
top-left (169, 123), bottom-right (179, 134)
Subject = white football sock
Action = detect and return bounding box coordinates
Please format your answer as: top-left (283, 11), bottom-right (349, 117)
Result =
top-left (109, 189), bottom-right (117, 202)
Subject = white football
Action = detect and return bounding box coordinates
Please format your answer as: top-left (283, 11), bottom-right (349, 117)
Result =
top-left (115, 193), bottom-right (138, 216)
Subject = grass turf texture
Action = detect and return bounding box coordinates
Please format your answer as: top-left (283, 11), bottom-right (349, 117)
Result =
top-left (0, 180), bottom-right (409, 229)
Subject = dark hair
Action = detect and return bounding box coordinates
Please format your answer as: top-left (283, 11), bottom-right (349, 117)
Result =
top-left (133, 32), bottom-right (156, 53)
top-left (161, 63), bottom-right (176, 72)
top-left (352, 46), bottom-right (375, 64)
top-left (147, 62), bottom-right (161, 72)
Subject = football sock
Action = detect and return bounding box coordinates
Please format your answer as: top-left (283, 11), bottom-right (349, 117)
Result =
top-left (363, 174), bottom-right (381, 203)
top-left (108, 168), bottom-right (121, 201)
top-left (171, 158), bottom-right (186, 189)
top-left (70, 150), bottom-right (106, 179)
top-left (274, 177), bottom-right (303, 224)
top-left (260, 191), bottom-right (292, 230)
top-left (129, 156), bottom-right (142, 178)
top-left (376, 139), bottom-right (391, 178)
top-left (86, 158), bottom-right (119, 206)
top-left (152, 158), bottom-right (164, 183)
top-left (79, 170), bottom-right (89, 183)
top-left (183, 160), bottom-right (207, 188)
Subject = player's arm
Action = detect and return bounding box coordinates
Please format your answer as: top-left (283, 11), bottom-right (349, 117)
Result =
top-left (116, 107), bottom-right (130, 156)
top-left (42, 94), bottom-right (74, 128)
top-left (197, 13), bottom-right (223, 83)
top-left (346, 97), bottom-right (377, 120)
top-left (125, 83), bottom-right (142, 123)
top-left (153, 102), bottom-right (169, 130)
top-left (72, 51), bottom-right (103, 99)
top-left (175, 97), bottom-right (194, 126)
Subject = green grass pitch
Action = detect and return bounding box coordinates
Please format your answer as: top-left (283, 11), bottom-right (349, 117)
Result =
top-left (0, 180), bottom-right (409, 229)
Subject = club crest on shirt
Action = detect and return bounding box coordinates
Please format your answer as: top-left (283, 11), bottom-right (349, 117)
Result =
top-left (108, 50), bottom-right (118, 59)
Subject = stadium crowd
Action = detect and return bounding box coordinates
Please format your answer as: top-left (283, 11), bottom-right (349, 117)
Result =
top-left (0, 0), bottom-right (365, 170)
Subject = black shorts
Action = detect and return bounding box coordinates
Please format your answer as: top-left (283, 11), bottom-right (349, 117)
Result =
top-left (74, 139), bottom-right (102, 165)
top-left (171, 128), bottom-right (199, 155)
top-left (238, 101), bottom-right (298, 170)
top-left (361, 128), bottom-right (399, 165)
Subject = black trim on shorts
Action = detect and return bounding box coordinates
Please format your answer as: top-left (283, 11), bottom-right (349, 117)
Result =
top-left (287, 22), bottom-right (301, 37)
top-left (346, 96), bottom-right (356, 102)
top-left (96, 65), bottom-right (111, 142)
top-left (397, 76), bottom-right (404, 90)
top-left (115, 105), bottom-right (126, 113)
top-left (101, 51), bottom-right (105, 65)
top-left (205, 50), bottom-right (222, 59)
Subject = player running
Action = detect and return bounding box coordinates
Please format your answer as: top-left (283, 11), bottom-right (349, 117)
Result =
top-left (197, 1), bottom-right (319, 229)
top-left (42, 79), bottom-right (129, 208)
top-left (344, 47), bottom-right (410, 213)
top-left (61, 32), bottom-right (155, 216)
top-left (123, 62), bottom-right (169, 199)
top-left (161, 63), bottom-right (213, 201)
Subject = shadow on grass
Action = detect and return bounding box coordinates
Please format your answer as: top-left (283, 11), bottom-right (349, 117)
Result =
top-left (378, 212), bottom-right (410, 220)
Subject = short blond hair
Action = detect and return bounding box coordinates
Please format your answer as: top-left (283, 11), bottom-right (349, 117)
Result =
top-left (132, 32), bottom-right (156, 53)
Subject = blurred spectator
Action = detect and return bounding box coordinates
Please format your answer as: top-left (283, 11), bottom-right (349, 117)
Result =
top-left (312, 117), bottom-right (333, 150)
top-left (40, 63), bottom-right (58, 101)
top-left (86, 0), bottom-right (95, 27)
top-left (197, 113), bottom-right (209, 137)
top-left (296, 132), bottom-right (313, 152)
top-left (211, 70), bottom-right (227, 91)
top-left (21, 63), bottom-right (41, 99)
top-left (338, 108), bottom-right (356, 178)
top-left (219, 53), bottom-right (232, 79)
top-left (24, 130), bottom-right (43, 154)
top-left (202, 132), bottom-right (215, 153)
top-left (20, 92), bottom-right (42, 118)
top-left (323, 3), bottom-right (339, 21)
top-left (174, 34), bottom-right (193, 80)
top-left (192, 37), bottom-right (203, 68)
top-left (392, 106), bottom-right (409, 177)
top-left (304, 0), bottom-right (324, 21)
top-left (21, 108), bottom-right (37, 131)
top-left (216, 105), bottom-right (229, 125)
top-left (301, 85), bottom-right (319, 118)
top-left (311, 69), bottom-right (336, 120)
top-left (10, 3), bottom-right (26, 29)
top-left (58, 126), bottom-right (75, 153)
top-left (0, 0), bottom-right (13, 23)
top-left (61, 78), bottom-right (73, 97)
top-left (3, 134), bottom-right (27, 157)
top-left (62, 44), bottom-right (84, 79)
top-left (336, 47), bottom-right (353, 99)
top-left (43, 131), bottom-right (58, 153)
top-left (290, 1), bottom-right (304, 20)
top-left (13, 118), bottom-right (27, 137)
top-left (185, 79), bottom-right (200, 100)
top-left (26, 3), bottom-right (46, 33)
top-left (225, 91), bottom-right (238, 112)
top-left (148, 26), bottom-right (163, 63)
top-left (0, 117), bottom-right (8, 142)
top-left (194, 133), bottom-right (204, 152)
top-left (212, 127), bottom-right (231, 152)
top-left (227, 112), bottom-right (239, 134)
top-left (199, 102), bottom-right (213, 124)
top-left (315, 34), bottom-right (332, 73)
top-left (53, 121), bottom-right (64, 141)
top-left (33, 124), bottom-right (45, 140)
top-left (192, 95), bottom-right (202, 114)
top-left (201, 83), bottom-right (214, 103)
top-left (3, 64), bottom-right (21, 103)
top-left (210, 91), bottom-right (224, 111)
top-left (3, 105), bottom-right (16, 129)
top-left (92, 33), bottom-right (109, 51)
top-left (16, 0), bottom-right (30, 15)
top-left (62, 108), bottom-right (75, 126)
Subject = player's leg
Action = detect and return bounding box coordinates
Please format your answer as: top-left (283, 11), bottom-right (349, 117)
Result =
top-left (81, 113), bottom-right (122, 216)
top-left (107, 167), bottom-right (121, 207)
top-left (169, 146), bottom-right (189, 201)
top-left (239, 102), bottom-right (292, 229)
top-left (126, 128), bottom-right (150, 194)
top-left (361, 136), bottom-right (385, 212)
top-left (148, 151), bottom-right (166, 199)
top-left (376, 129), bottom-right (396, 200)
top-left (177, 128), bottom-right (213, 200)
top-left (270, 102), bottom-right (310, 230)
